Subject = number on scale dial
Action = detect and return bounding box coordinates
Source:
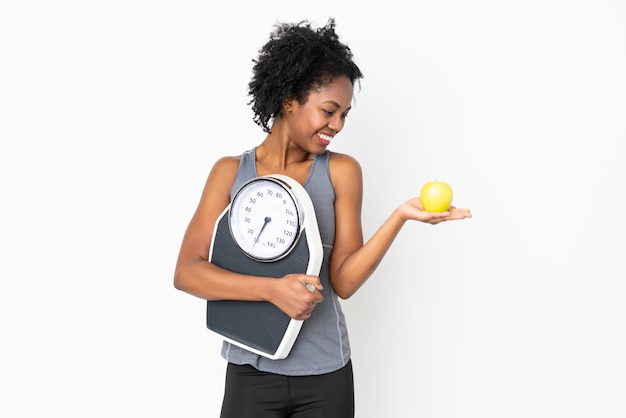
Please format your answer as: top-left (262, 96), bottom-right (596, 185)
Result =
top-left (228, 177), bottom-right (303, 261)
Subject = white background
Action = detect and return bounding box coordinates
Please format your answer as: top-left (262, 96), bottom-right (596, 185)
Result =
top-left (2, 1), bottom-right (625, 417)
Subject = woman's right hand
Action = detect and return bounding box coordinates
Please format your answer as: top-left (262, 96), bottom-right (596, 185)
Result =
top-left (269, 274), bottom-right (324, 320)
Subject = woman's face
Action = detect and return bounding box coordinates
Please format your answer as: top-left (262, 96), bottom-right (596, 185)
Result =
top-left (283, 75), bottom-right (354, 154)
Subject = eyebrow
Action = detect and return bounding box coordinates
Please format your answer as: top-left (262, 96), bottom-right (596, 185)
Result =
top-left (323, 100), bottom-right (352, 112)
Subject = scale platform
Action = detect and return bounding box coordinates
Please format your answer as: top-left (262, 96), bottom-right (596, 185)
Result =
top-left (206, 175), bottom-right (323, 359)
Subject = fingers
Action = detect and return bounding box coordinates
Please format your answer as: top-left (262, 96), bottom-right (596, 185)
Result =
top-left (422, 207), bottom-right (472, 224)
top-left (300, 279), bottom-right (323, 319)
top-left (302, 275), bottom-right (323, 290)
top-left (295, 299), bottom-right (318, 320)
top-left (447, 207), bottom-right (472, 219)
top-left (279, 274), bottom-right (324, 320)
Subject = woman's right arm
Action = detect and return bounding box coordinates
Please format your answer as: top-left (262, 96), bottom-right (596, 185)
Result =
top-left (173, 157), bottom-right (323, 320)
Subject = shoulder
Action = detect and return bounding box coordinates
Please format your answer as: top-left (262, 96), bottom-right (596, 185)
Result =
top-left (212, 154), bottom-right (241, 172)
top-left (201, 154), bottom-right (242, 203)
top-left (328, 151), bottom-right (362, 180)
top-left (327, 151), bottom-right (363, 194)
top-left (207, 154), bottom-right (241, 183)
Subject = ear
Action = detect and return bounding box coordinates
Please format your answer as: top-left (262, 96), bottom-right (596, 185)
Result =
top-left (282, 96), bottom-right (297, 113)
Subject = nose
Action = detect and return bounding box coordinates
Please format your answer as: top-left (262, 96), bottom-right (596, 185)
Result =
top-left (328, 115), bottom-right (344, 134)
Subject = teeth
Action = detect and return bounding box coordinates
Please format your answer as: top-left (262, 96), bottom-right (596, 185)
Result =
top-left (319, 133), bottom-right (333, 141)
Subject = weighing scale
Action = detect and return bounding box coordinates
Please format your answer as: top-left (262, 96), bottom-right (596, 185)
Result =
top-left (207, 174), bottom-right (323, 359)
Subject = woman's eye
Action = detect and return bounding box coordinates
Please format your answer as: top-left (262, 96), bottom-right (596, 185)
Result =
top-left (322, 109), bottom-right (349, 119)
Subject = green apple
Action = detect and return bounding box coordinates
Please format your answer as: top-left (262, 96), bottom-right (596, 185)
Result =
top-left (420, 180), bottom-right (453, 212)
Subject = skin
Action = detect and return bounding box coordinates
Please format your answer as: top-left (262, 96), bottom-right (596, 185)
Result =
top-left (173, 75), bottom-right (472, 321)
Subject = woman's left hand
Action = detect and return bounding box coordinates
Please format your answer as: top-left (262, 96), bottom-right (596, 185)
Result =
top-left (398, 197), bottom-right (472, 225)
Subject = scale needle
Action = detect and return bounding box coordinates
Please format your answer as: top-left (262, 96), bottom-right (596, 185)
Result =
top-left (253, 216), bottom-right (272, 246)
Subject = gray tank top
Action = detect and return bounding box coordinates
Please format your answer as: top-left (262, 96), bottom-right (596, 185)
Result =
top-left (221, 148), bottom-right (351, 375)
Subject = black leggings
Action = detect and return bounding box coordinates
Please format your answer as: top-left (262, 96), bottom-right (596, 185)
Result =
top-left (220, 360), bottom-right (354, 418)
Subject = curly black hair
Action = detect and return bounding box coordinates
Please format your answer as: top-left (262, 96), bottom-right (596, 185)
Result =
top-left (247, 18), bottom-right (364, 133)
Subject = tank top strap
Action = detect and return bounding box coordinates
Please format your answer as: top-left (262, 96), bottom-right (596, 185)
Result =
top-left (230, 148), bottom-right (258, 201)
top-left (304, 150), bottom-right (331, 189)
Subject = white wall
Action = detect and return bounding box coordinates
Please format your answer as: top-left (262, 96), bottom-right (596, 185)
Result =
top-left (2, 1), bottom-right (625, 417)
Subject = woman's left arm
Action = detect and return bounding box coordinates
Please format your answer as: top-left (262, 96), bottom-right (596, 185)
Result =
top-left (328, 153), bottom-right (471, 299)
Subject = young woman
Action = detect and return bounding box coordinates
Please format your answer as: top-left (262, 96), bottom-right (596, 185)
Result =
top-left (174, 18), bottom-right (472, 418)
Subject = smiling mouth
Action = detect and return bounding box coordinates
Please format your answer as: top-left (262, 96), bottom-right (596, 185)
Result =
top-left (318, 133), bottom-right (333, 145)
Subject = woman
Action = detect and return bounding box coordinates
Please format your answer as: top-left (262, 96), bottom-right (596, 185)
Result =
top-left (174, 18), bottom-right (471, 417)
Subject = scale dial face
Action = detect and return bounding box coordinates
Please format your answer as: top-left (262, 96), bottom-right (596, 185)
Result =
top-left (228, 176), bottom-right (303, 261)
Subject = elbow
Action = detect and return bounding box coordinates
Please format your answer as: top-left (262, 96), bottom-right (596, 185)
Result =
top-left (330, 274), bottom-right (368, 300)
top-left (329, 273), bottom-right (360, 300)
top-left (173, 272), bottom-right (184, 291)
top-left (337, 290), bottom-right (357, 300)
top-left (331, 284), bottom-right (357, 300)
top-left (336, 292), bottom-right (352, 300)
top-left (173, 259), bottom-right (212, 298)
top-left (173, 265), bottom-right (191, 292)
